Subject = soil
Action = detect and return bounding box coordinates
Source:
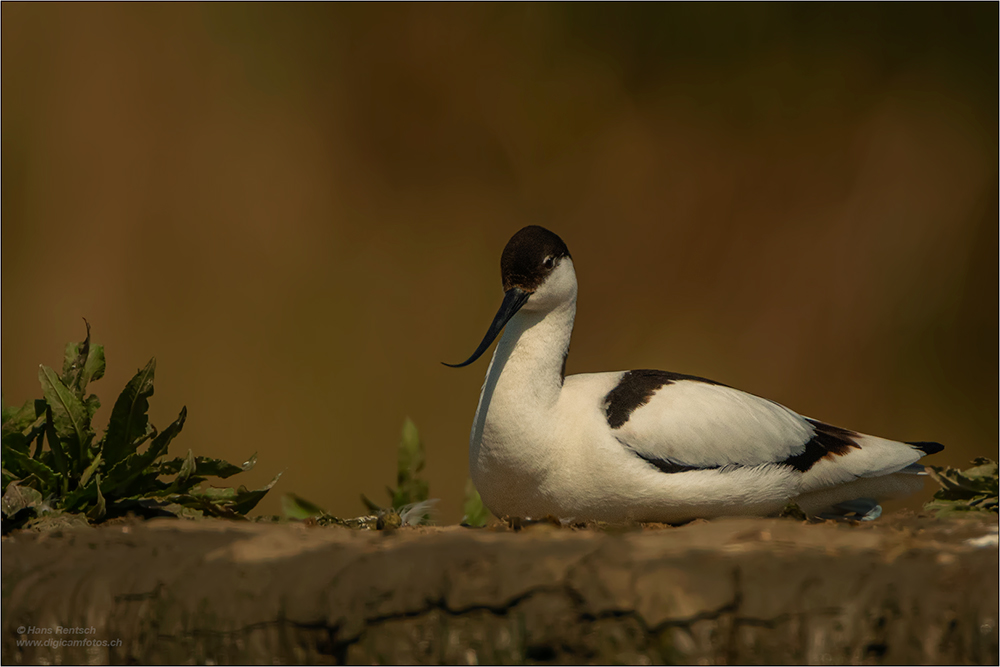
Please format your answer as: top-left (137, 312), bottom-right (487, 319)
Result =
top-left (2, 513), bottom-right (997, 665)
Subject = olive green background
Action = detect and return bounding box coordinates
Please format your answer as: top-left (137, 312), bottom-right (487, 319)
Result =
top-left (3, 4), bottom-right (996, 521)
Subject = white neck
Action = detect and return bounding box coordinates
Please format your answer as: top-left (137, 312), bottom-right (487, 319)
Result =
top-left (470, 295), bottom-right (576, 457)
top-left (465, 257), bottom-right (578, 517)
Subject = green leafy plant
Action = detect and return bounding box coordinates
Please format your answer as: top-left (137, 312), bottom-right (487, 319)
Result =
top-left (924, 457), bottom-right (998, 518)
top-left (462, 479), bottom-right (491, 527)
top-left (282, 493), bottom-right (396, 530)
top-left (777, 501), bottom-right (807, 521)
top-left (283, 418), bottom-right (434, 528)
top-left (282, 492), bottom-right (327, 520)
top-left (388, 416), bottom-right (429, 509)
top-left (360, 417), bottom-right (431, 520)
top-left (1, 325), bottom-right (279, 530)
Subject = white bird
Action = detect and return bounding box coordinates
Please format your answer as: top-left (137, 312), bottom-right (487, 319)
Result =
top-left (446, 226), bottom-right (943, 523)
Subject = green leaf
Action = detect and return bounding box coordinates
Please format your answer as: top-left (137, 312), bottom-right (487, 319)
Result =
top-left (461, 479), bottom-right (492, 527)
top-left (2, 466), bottom-right (16, 488)
top-left (193, 472), bottom-right (282, 515)
top-left (83, 395), bottom-right (101, 422)
top-left (104, 406), bottom-right (187, 496)
top-left (61, 478), bottom-right (96, 512)
top-left (152, 456), bottom-right (184, 475)
top-left (240, 453), bottom-right (257, 472)
top-left (60, 323), bottom-right (105, 397)
top-left (778, 501), bottom-right (808, 521)
top-left (2, 432), bottom-right (30, 456)
top-left (79, 452), bottom-right (103, 489)
top-left (142, 406), bottom-right (186, 463)
top-left (62, 341), bottom-right (86, 386)
top-left (62, 339), bottom-right (84, 377)
top-left (155, 455), bottom-right (244, 479)
top-left (1, 396), bottom-right (14, 425)
top-left (170, 449), bottom-right (197, 491)
top-left (361, 493), bottom-right (383, 513)
top-left (39, 365), bottom-right (94, 468)
top-left (87, 474), bottom-right (106, 520)
top-left (1, 446), bottom-right (59, 496)
top-left (196, 455), bottom-right (247, 479)
top-left (196, 486), bottom-right (239, 501)
top-left (1, 481), bottom-right (43, 518)
top-left (391, 417), bottom-right (428, 508)
top-left (2, 403), bottom-right (47, 461)
top-left (43, 408), bottom-right (70, 477)
top-left (231, 472), bottom-right (282, 514)
top-left (154, 501), bottom-right (206, 519)
top-left (925, 458), bottom-right (999, 517)
top-left (117, 494), bottom-right (229, 519)
top-left (63, 345), bottom-right (106, 396)
top-left (282, 493), bottom-right (326, 519)
top-left (929, 459), bottom-right (998, 496)
top-left (399, 417), bottom-right (425, 477)
top-left (83, 345), bottom-right (106, 387)
top-left (2, 399), bottom-right (41, 434)
top-left (102, 359), bottom-right (156, 468)
top-left (99, 457), bottom-right (139, 499)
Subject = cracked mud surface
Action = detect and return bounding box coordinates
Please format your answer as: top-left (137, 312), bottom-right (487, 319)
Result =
top-left (2, 515), bottom-right (997, 665)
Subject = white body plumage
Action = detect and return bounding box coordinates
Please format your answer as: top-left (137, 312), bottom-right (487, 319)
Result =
top-left (450, 227), bottom-right (941, 523)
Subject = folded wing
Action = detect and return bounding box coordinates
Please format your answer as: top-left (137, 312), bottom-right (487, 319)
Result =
top-left (602, 370), bottom-right (941, 493)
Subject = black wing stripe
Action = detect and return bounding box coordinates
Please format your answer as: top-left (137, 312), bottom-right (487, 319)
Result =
top-left (633, 451), bottom-right (719, 474)
top-left (779, 419), bottom-right (862, 472)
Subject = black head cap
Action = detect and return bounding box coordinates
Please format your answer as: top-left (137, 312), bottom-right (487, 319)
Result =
top-left (500, 226), bottom-right (571, 292)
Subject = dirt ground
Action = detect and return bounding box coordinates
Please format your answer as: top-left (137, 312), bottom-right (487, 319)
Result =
top-left (2, 514), bottom-right (997, 665)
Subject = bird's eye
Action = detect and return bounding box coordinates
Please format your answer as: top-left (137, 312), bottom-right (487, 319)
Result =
top-left (543, 256), bottom-right (554, 269)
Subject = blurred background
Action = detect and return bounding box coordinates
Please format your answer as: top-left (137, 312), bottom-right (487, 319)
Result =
top-left (3, 4), bottom-right (996, 522)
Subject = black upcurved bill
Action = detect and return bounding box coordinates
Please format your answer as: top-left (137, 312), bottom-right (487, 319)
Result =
top-left (443, 288), bottom-right (530, 368)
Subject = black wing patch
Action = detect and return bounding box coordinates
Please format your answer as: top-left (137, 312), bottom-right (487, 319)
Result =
top-left (603, 369), bottom-right (726, 429)
top-left (779, 419), bottom-right (862, 472)
top-left (631, 449), bottom-right (718, 474)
